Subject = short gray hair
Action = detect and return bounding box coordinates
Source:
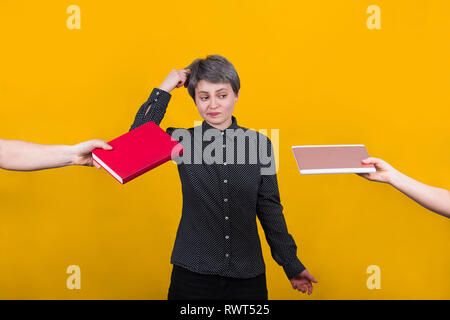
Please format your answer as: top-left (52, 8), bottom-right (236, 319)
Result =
top-left (184, 55), bottom-right (240, 102)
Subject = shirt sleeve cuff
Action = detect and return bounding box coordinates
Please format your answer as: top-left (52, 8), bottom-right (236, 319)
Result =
top-left (283, 258), bottom-right (306, 280)
top-left (148, 88), bottom-right (172, 106)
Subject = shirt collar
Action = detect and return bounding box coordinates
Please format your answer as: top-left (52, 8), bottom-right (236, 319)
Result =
top-left (202, 115), bottom-right (239, 131)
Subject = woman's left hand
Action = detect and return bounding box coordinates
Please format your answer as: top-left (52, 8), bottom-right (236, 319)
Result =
top-left (290, 269), bottom-right (318, 295)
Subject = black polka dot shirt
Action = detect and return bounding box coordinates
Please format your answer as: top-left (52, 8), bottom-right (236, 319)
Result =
top-left (130, 88), bottom-right (306, 280)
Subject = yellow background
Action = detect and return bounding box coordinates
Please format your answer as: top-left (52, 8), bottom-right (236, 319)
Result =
top-left (0, 0), bottom-right (449, 299)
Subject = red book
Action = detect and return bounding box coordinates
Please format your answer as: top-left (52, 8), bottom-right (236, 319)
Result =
top-left (92, 121), bottom-right (183, 184)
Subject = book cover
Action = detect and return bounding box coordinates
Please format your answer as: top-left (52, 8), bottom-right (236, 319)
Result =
top-left (92, 121), bottom-right (183, 184)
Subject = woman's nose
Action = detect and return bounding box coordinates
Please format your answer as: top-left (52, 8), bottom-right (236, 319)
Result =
top-left (209, 97), bottom-right (219, 109)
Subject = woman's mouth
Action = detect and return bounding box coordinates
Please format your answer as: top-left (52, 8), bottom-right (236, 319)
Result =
top-left (208, 112), bottom-right (220, 117)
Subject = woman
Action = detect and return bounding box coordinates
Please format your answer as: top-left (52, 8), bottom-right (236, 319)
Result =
top-left (130, 55), bottom-right (317, 299)
top-left (359, 157), bottom-right (450, 219)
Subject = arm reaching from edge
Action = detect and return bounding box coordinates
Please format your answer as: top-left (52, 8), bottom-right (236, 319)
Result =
top-left (0, 139), bottom-right (112, 171)
top-left (358, 157), bottom-right (450, 219)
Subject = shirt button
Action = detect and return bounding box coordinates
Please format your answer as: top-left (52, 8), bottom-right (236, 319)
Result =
top-left (225, 216), bottom-right (229, 220)
top-left (224, 162), bottom-right (227, 166)
top-left (224, 179), bottom-right (228, 183)
top-left (225, 254), bottom-right (230, 258)
top-left (154, 98), bottom-right (158, 102)
top-left (221, 131), bottom-right (224, 135)
top-left (222, 144), bottom-right (226, 148)
top-left (156, 91), bottom-right (160, 95)
top-left (224, 198), bottom-right (228, 202)
top-left (225, 235), bottom-right (229, 239)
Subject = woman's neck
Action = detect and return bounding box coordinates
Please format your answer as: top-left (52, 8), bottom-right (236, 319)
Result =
top-left (206, 117), bottom-right (232, 131)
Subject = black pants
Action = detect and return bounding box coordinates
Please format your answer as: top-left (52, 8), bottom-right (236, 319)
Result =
top-left (168, 265), bottom-right (268, 300)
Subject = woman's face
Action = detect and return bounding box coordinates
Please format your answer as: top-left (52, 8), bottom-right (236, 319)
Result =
top-left (194, 80), bottom-right (239, 130)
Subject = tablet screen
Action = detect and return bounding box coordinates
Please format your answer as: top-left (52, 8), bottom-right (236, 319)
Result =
top-left (292, 145), bottom-right (376, 174)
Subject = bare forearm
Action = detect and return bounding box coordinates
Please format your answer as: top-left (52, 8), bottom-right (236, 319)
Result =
top-left (0, 139), bottom-right (76, 171)
top-left (390, 171), bottom-right (450, 218)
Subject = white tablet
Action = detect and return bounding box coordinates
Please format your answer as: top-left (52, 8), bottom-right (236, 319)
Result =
top-left (292, 144), bottom-right (376, 175)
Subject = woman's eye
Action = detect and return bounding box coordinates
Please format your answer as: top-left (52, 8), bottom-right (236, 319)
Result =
top-left (200, 97), bottom-right (208, 100)
top-left (219, 95), bottom-right (227, 98)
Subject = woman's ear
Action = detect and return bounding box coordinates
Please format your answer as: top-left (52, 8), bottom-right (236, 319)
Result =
top-left (235, 91), bottom-right (240, 102)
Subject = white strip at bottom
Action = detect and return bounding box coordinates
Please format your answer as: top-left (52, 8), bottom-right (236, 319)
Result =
top-left (92, 154), bottom-right (124, 184)
top-left (300, 167), bottom-right (376, 175)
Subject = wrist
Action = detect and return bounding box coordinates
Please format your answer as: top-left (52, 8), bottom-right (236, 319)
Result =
top-left (157, 85), bottom-right (172, 93)
top-left (66, 145), bottom-right (79, 166)
top-left (283, 258), bottom-right (306, 280)
top-left (387, 169), bottom-right (404, 187)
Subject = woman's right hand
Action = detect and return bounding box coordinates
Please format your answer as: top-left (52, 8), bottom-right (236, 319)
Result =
top-left (158, 69), bottom-right (191, 93)
top-left (358, 157), bottom-right (400, 184)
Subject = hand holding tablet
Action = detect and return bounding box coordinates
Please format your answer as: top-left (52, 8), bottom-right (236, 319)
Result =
top-left (292, 146), bottom-right (450, 218)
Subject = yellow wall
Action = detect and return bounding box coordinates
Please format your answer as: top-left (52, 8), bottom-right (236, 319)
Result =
top-left (0, 0), bottom-right (448, 299)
